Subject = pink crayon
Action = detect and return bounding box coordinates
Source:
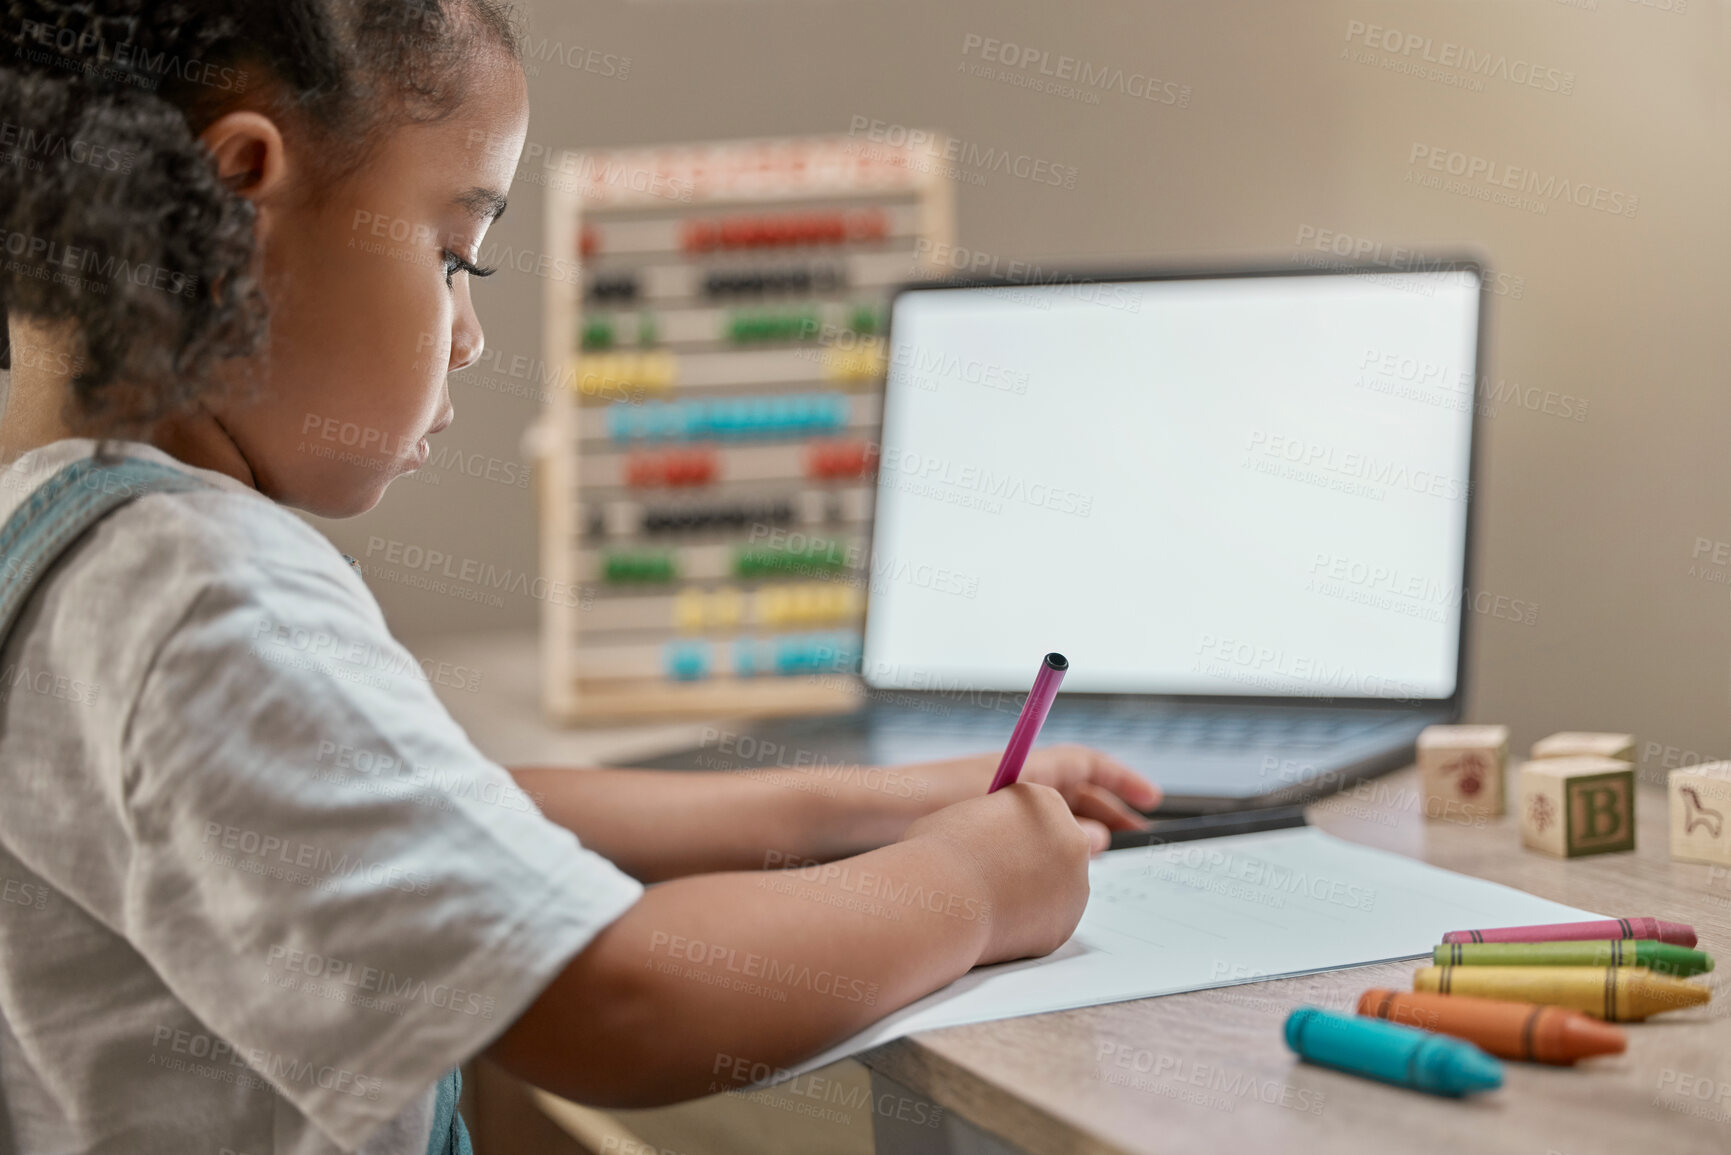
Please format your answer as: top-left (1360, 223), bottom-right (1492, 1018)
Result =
top-left (1442, 918), bottom-right (1697, 948)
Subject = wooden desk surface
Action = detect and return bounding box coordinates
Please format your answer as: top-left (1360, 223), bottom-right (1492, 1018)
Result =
top-left (859, 768), bottom-right (1731, 1155)
top-left (413, 637), bottom-right (1726, 1153)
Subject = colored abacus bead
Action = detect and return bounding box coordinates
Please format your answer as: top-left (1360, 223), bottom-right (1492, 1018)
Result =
top-left (847, 208), bottom-right (889, 242)
top-left (806, 439), bottom-right (877, 480)
top-left (823, 345), bottom-right (887, 383)
top-left (605, 405), bottom-right (633, 441)
top-left (602, 551), bottom-right (677, 584)
top-left (671, 451), bottom-right (718, 486)
top-left (734, 538), bottom-right (850, 579)
top-left (623, 454), bottom-right (655, 488)
top-left (573, 352), bottom-right (678, 401)
top-left (734, 637), bottom-right (771, 677)
top-left (673, 589), bottom-right (706, 632)
top-left (641, 500), bottom-right (795, 535)
top-left (580, 317), bottom-right (614, 350)
top-left (701, 265), bottom-right (847, 298)
top-left (681, 220), bottom-right (717, 252)
top-left (683, 211), bottom-right (879, 253)
top-left (726, 308), bottom-right (822, 344)
top-left (605, 394), bottom-right (850, 444)
top-left (665, 641), bottom-right (711, 681)
top-left (624, 450), bottom-right (719, 489)
top-left (710, 588), bottom-right (744, 629)
top-left (672, 588), bottom-right (745, 631)
top-left (751, 583), bottom-right (861, 627)
top-left (587, 273), bottom-right (637, 302)
top-left (772, 631), bottom-right (861, 675)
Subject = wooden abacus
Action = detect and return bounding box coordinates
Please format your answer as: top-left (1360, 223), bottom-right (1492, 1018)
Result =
top-left (535, 133), bottom-right (955, 722)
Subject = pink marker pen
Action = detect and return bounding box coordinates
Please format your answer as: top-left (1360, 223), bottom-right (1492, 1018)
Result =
top-left (987, 652), bottom-right (1068, 793)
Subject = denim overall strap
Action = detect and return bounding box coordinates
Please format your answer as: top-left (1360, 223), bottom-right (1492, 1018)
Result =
top-left (0, 454), bottom-right (467, 1155)
top-left (427, 1067), bottom-right (473, 1155)
top-left (0, 457), bottom-right (214, 647)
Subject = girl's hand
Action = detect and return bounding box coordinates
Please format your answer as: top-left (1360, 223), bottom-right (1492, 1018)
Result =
top-left (899, 744), bottom-right (1161, 853)
top-left (900, 782), bottom-right (1094, 965)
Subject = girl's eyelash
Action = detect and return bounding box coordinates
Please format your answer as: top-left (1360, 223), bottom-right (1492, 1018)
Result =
top-left (442, 250), bottom-right (498, 287)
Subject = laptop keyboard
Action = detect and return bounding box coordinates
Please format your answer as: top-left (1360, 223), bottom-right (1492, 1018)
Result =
top-left (868, 704), bottom-right (1398, 751)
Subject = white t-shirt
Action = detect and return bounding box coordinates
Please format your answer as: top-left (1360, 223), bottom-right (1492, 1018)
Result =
top-left (0, 439), bottom-right (645, 1154)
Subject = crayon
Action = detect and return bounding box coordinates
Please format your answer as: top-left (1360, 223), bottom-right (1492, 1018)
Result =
top-left (1357, 988), bottom-right (1626, 1065)
top-left (1440, 918), bottom-right (1696, 948)
top-left (1284, 1006), bottom-right (1502, 1097)
top-left (1413, 966), bottom-right (1710, 1021)
top-left (1432, 940), bottom-right (1713, 977)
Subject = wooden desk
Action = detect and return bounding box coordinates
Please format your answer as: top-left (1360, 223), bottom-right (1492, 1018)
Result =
top-left (860, 768), bottom-right (1731, 1155)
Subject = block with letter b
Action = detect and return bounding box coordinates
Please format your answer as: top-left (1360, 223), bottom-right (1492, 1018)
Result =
top-left (1668, 762), bottom-right (1731, 866)
top-left (1417, 724), bottom-right (1508, 819)
top-left (1519, 756), bottom-right (1635, 857)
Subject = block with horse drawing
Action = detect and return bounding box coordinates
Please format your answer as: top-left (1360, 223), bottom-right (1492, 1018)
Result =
top-left (1669, 761), bottom-right (1731, 866)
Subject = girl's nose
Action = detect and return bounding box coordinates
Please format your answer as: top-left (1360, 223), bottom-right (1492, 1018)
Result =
top-left (450, 319), bottom-right (484, 373)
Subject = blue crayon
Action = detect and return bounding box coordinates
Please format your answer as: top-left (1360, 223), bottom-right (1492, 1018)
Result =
top-left (1283, 1006), bottom-right (1503, 1098)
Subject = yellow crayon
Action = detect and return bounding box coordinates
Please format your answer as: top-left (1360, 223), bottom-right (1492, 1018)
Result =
top-left (1413, 965), bottom-right (1710, 1021)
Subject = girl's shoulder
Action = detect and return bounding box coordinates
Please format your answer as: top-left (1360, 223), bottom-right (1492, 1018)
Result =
top-left (0, 440), bottom-right (385, 751)
top-left (0, 438), bottom-right (370, 612)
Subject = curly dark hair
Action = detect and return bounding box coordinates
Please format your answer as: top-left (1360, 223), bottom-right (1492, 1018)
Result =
top-left (0, 0), bottom-right (521, 437)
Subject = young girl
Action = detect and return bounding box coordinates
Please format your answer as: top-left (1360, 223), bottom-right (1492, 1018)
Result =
top-left (0, 3), bottom-right (1159, 1153)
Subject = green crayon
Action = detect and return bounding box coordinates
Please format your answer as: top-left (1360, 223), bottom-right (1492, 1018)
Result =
top-left (1433, 939), bottom-right (1714, 977)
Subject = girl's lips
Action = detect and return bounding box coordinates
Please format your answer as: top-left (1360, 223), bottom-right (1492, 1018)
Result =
top-left (410, 412), bottom-right (450, 469)
top-left (404, 412), bottom-right (449, 470)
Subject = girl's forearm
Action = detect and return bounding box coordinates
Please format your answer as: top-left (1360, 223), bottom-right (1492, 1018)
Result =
top-left (485, 832), bottom-right (995, 1107)
top-left (509, 765), bottom-right (946, 882)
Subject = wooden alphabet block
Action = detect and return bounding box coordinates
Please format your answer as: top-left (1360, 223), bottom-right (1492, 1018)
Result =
top-left (1530, 732), bottom-right (1635, 764)
top-left (1669, 762), bottom-right (1731, 866)
top-left (1417, 724), bottom-right (1508, 819)
top-left (1519, 756), bottom-right (1636, 857)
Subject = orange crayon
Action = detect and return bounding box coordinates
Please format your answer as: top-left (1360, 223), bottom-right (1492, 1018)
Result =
top-left (1357, 988), bottom-right (1626, 1065)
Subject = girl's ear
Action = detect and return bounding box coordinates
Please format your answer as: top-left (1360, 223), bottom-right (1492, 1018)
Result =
top-left (198, 111), bottom-right (290, 204)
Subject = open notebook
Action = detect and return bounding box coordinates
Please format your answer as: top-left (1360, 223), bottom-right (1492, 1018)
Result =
top-left (779, 827), bottom-right (1600, 1080)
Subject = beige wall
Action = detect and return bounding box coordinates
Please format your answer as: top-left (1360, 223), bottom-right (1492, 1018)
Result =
top-left (324, 0), bottom-right (1731, 767)
top-left (8, 0), bottom-right (1721, 771)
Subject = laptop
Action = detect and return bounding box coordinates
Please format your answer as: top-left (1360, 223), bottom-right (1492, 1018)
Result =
top-left (627, 259), bottom-right (1487, 814)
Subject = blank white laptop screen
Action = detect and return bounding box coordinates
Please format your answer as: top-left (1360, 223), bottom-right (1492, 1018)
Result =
top-left (861, 269), bottom-right (1482, 699)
